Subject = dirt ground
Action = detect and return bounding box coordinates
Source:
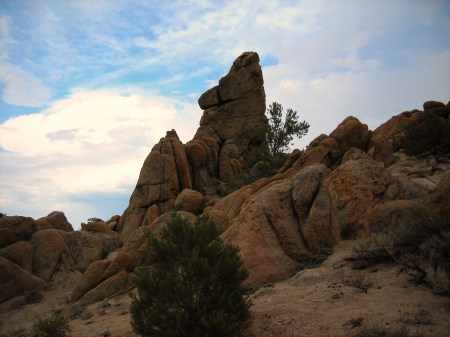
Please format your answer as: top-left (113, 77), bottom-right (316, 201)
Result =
top-left (1, 241), bottom-right (449, 337)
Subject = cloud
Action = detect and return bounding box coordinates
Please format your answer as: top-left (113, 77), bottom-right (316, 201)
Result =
top-left (0, 88), bottom-right (201, 227)
top-left (264, 48), bottom-right (450, 150)
top-left (0, 61), bottom-right (52, 107)
top-left (1, 0), bottom-right (449, 228)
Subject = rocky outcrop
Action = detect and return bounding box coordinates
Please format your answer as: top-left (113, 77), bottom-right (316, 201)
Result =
top-left (0, 212), bottom-right (122, 303)
top-left (193, 51), bottom-right (267, 181)
top-left (211, 103), bottom-right (450, 287)
top-left (117, 52), bottom-right (267, 242)
top-left (3, 46), bottom-right (449, 309)
top-left (0, 256), bottom-right (47, 303)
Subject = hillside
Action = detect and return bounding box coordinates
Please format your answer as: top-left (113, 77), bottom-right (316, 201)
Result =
top-left (1, 52), bottom-right (449, 337)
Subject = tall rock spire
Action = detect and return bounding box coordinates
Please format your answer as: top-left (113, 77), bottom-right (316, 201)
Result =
top-left (117, 52), bottom-right (268, 241)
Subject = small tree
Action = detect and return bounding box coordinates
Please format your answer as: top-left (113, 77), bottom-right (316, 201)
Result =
top-left (130, 213), bottom-right (250, 337)
top-left (266, 102), bottom-right (310, 160)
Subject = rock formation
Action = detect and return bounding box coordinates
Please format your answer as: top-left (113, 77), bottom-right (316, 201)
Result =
top-left (117, 51), bottom-right (267, 242)
top-left (210, 102), bottom-right (450, 286)
top-left (0, 213), bottom-right (122, 303)
top-left (1, 49), bottom-right (449, 311)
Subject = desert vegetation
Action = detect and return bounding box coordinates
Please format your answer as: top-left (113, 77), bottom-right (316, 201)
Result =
top-left (130, 213), bottom-right (250, 337)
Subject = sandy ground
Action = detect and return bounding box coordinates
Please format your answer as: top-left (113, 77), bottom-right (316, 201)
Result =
top-left (1, 241), bottom-right (449, 337)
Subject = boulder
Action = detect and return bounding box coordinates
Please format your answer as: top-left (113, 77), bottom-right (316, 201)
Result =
top-left (0, 240), bottom-right (33, 272)
top-left (367, 110), bottom-right (419, 167)
top-left (76, 270), bottom-right (129, 306)
top-left (174, 188), bottom-right (205, 215)
top-left (291, 165), bottom-right (337, 251)
top-left (0, 256), bottom-right (46, 303)
top-left (328, 116), bottom-right (372, 154)
top-left (423, 100), bottom-right (449, 118)
top-left (59, 230), bottom-right (122, 273)
top-left (118, 130), bottom-right (193, 242)
top-left (222, 179), bottom-right (309, 287)
top-left (31, 229), bottom-right (65, 282)
top-left (425, 171), bottom-right (450, 229)
top-left (290, 117), bottom-right (371, 172)
top-left (71, 259), bottom-right (111, 302)
top-left (404, 177), bottom-right (436, 200)
top-left (359, 200), bottom-right (433, 254)
top-left (36, 211), bottom-right (73, 232)
top-left (0, 216), bottom-right (35, 248)
top-left (81, 221), bottom-right (119, 236)
top-left (327, 148), bottom-right (391, 237)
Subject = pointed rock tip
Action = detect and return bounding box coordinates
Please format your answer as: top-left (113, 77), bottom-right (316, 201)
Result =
top-left (232, 51), bottom-right (260, 69)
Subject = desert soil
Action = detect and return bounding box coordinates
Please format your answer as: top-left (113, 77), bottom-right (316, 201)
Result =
top-left (1, 240), bottom-right (449, 337)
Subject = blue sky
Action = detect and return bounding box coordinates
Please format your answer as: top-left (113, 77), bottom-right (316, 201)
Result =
top-left (1, 0), bottom-right (449, 229)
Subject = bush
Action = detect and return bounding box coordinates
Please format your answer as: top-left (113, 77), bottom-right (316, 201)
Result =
top-left (401, 112), bottom-right (450, 156)
top-left (32, 310), bottom-right (70, 337)
top-left (130, 213), bottom-right (250, 337)
top-left (353, 226), bottom-right (450, 295)
top-left (398, 231), bottom-right (450, 295)
top-left (87, 217), bottom-right (104, 223)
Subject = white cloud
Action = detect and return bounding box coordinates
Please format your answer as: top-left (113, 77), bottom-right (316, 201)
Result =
top-left (264, 48), bottom-right (450, 150)
top-left (0, 61), bottom-right (52, 107)
top-left (1, 0), bottom-right (449, 228)
top-left (0, 88), bottom-right (201, 227)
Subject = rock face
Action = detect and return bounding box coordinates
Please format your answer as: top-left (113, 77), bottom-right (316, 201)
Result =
top-left (117, 51), bottom-right (267, 242)
top-left (193, 51), bottom-right (267, 182)
top-left (2, 47), bottom-right (449, 309)
top-left (0, 212), bottom-right (122, 303)
top-left (211, 103), bottom-right (450, 287)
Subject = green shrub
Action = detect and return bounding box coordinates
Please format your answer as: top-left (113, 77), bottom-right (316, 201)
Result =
top-left (130, 213), bottom-right (250, 337)
top-left (32, 310), bottom-right (70, 337)
top-left (400, 112), bottom-right (450, 155)
top-left (87, 217), bottom-right (104, 223)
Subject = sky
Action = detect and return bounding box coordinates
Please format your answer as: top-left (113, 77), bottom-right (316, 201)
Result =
top-left (0, 0), bottom-right (449, 229)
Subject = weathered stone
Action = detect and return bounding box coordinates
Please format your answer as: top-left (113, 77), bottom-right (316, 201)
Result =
top-left (291, 117), bottom-right (371, 172)
top-left (57, 230), bottom-right (121, 275)
top-left (118, 52), bottom-right (267, 240)
top-left (71, 260), bottom-right (111, 302)
top-left (119, 131), bottom-right (194, 242)
top-left (291, 165), bottom-right (337, 251)
top-left (367, 111), bottom-right (419, 167)
top-left (81, 221), bottom-right (119, 237)
top-left (328, 148), bottom-right (391, 237)
top-left (198, 86), bottom-right (221, 109)
top-left (0, 256), bottom-right (46, 303)
top-left (0, 216), bottom-right (35, 248)
top-left (31, 229), bottom-right (65, 282)
top-left (0, 240), bottom-right (33, 272)
top-left (221, 179), bottom-right (309, 287)
top-left (425, 171), bottom-right (450, 229)
top-left (36, 211), bottom-right (73, 232)
top-left (423, 100), bottom-right (445, 111)
top-left (329, 116), bottom-right (372, 154)
top-left (205, 209), bottom-right (230, 230)
top-left (404, 178), bottom-right (436, 200)
top-left (174, 188), bottom-right (205, 215)
top-left (77, 270), bottom-right (128, 306)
